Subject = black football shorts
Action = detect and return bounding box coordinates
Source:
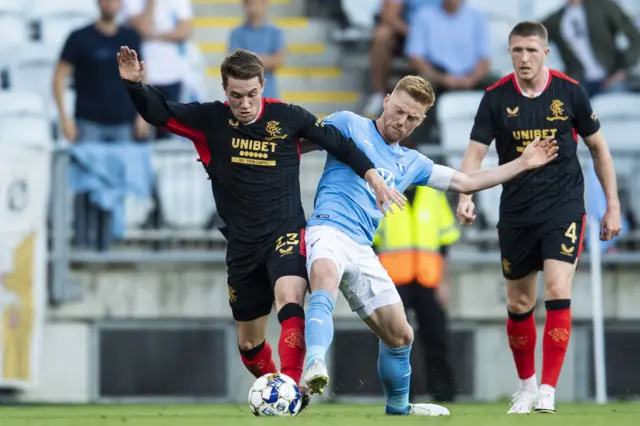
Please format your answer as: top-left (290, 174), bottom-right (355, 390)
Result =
top-left (498, 214), bottom-right (586, 280)
top-left (226, 228), bottom-right (308, 321)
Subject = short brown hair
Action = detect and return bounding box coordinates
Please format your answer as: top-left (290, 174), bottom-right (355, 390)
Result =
top-left (509, 21), bottom-right (548, 43)
top-left (393, 75), bottom-right (436, 110)
top-left (220, 49), bottom-right (264, 88)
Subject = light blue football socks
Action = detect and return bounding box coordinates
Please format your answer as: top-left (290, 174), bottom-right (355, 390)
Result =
top-left (304, 290), bottom-right (336, 364)
top-left (378, 341), bottom-right (412, 415)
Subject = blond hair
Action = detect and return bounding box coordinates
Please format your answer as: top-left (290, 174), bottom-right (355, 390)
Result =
top-left (393, 75), bottom-right (435, 110)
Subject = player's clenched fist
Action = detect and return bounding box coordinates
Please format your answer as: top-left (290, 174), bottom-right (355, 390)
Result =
top-left (456, 197), bottom-right (476, 226)
top-left (117, 46), bottom-right (144, 83)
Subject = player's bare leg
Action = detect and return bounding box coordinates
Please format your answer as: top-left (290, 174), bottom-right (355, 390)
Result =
top-left (303, 259), bottom-right (340, 395)
top-left (237, 315), bottom-right (277, 378)
top-left (535, 259), bottom-right (576, 414)
top-left (274, 276), bottom-right (310, 409)
top-left (364, 302), bottom-right (449, 416)
top-left (505, 271), bottom-right (539, 414)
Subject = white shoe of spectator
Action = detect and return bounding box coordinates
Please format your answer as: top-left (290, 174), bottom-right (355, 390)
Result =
top-left (363, 92), bottom-right (385, 117)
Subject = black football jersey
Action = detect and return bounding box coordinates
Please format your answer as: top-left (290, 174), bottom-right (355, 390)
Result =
top-left (124, 81), bottom-right (374, 248)
top-left (470, 70), bottom-right (601, 226)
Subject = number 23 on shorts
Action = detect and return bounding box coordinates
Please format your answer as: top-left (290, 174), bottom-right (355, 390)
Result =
top-left (276, 233), bottom-right (299, 255)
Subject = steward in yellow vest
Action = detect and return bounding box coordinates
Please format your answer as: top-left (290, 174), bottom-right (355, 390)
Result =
top-left (374, 186), bottom-right (460, 288)
top-left (374, 184), bottom-right (459, 402)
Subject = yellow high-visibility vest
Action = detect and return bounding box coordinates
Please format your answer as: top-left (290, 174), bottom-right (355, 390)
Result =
top-left (373, 186), bottom-right (460, 287)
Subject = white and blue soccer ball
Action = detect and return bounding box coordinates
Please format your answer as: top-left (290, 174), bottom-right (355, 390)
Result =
top-left (248, 373), bottom-right (302, 417)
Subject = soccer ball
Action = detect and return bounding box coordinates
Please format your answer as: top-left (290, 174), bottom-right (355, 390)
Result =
top-left (248, 372), bottom-right (302, 417)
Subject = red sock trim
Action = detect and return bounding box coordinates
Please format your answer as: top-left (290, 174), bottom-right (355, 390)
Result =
top-left (240, 341), bottom-right (277, 379)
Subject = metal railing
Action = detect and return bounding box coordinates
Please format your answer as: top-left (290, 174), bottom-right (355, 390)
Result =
top-left (48, 143), bottom-right (640, 303)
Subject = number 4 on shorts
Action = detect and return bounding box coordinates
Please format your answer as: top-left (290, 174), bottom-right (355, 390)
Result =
top-left (565, 222), bottom-right (577, 244)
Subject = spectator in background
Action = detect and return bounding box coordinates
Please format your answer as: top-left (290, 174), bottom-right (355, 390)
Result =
top-left (229, 0), bottom-right (285, 100)
top-left (122, 0), bottom-right (193, 139)
top-left (406, 0), bottom-right (492, 140)
top-left (363, 0), bottom-right (438, 116)
top-left (543, 0), bottom-right (640, 98)
top-left (53, 0), bottom-right (148, 143)
top-left (373, 138), bottom-right (460, 402)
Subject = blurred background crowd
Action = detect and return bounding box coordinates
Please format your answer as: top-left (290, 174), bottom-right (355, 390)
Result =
top-left (1, 0), bottom-right (640, 252)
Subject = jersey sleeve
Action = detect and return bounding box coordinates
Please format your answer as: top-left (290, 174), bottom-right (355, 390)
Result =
top-left (60, 30), bottom-right (80, 65)
top-left (290, 106), bottom-right (374, 178)
top-left (124, 80), bottom-right (211, 164)
top-left (321, 111), bottom-right (352, 136)
top-left (412, 152), bottom-right (435, 186)
top-left (469, 90), bottom-right (496, 145)
top-left (573, 83), bottom-right (601, 138)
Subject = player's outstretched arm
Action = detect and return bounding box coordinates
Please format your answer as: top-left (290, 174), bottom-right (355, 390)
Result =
top-left (428, 137), bottom-right (558, 194)
top-left (298, 139), bottom-right (320, 154)
top-left (457, 141), bottom-right (489, 225)
top-left (118, 46), bottom-right (206, 131)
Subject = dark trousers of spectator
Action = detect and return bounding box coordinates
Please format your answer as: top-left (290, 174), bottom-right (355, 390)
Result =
top-left (397, 282), bottom-right (456, 403)
top-left (153, 82), bottom-right (183, 140)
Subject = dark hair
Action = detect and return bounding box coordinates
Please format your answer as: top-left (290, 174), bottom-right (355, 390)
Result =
top-left (220, 49), bottom-right (264, 88)
top-left (509, 21), bottom-right (548, 43)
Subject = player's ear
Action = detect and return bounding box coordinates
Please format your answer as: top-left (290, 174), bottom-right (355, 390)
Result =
top-left (383, 94), bottom-right (391, 109)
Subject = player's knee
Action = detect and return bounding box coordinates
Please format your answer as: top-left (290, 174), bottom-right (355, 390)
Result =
top-left (382, 323), bottom-right (414, 348)
top-left (544, 276), bottom-right (572, 300)
top-left (238, 337), bottom-right (265, 352)
top-left (309, 259), bottom-right (339, 295)
top-left (274, 276), bottom-right (307, 307)
top-left (373, 24), bottom-right (394, 44)
top-left (507, 293), bottom-right (536, 314)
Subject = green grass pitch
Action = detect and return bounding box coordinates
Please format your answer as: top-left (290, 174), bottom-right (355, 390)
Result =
top-left (1, 403), bottom-right (639, 426)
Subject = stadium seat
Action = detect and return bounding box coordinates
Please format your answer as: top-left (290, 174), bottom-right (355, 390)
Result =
top-left (0, 116), bottom-right (51, 147)
top-left (489, 19), bottom-right (514, 77)
top-left (30, 0), bottom-right (97, 45)
top-left (531, 0), bottom-right (564, 20)
top-left (31, 0), bottom-right (99, 18)
top-left (437, 91), bottom-right (485, 167)
top-left (591, 92), bottom-right (640, 121)
top-left (7, 43), bottom-right (58, 94)
top-left (39, 15), bottom-right (94, 46)
top-left (0, 2), bottom-right (29, 46)
top-left (0, 0), bottom-right (24, 14)
top-left (124, 195), bottom-right (154, 229)
top-left (437, 91), bottom-right (504, 227)
top-left (468, 0), bottom-right (522, 22)
top-left (617, 0), bottom-right (640, 19)
top-left (153, 143), bottom-right (217, 229)
top-left (0, 90), bottom-right (47, 116)
top-left (0, 91), bottom-right (51, 147)
top-left (586, 94), bottom-right (640, 208)
top-left (182, 42), bottom-right (211, 103)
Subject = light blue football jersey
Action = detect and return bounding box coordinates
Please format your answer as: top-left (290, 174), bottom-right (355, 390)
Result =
top-left (307, 111), bottom-right (434, 245)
